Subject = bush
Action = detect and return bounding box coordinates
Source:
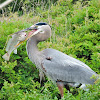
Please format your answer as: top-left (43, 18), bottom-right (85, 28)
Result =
top-left (0, 0), bottom-right (100, 99)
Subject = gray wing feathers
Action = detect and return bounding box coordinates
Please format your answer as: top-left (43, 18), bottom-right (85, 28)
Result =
top-left (42, 48), bottom-right (97, 84)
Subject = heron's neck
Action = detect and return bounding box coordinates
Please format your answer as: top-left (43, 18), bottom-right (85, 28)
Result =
top-left (26, 37), bottom-right (40, 63)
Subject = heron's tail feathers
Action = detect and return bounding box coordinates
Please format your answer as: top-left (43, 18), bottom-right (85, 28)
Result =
top-left (2, 53), bottom-right (10, 61)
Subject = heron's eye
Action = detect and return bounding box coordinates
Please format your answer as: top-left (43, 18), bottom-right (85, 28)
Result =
top-left (40, 31), bottom-right (44, 34)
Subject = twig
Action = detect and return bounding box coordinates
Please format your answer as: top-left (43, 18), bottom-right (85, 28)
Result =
top-left (0, 0), bottom-right (14, 9)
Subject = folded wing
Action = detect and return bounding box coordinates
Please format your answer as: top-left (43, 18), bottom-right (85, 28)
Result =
top-left (41, 48), bottom-right (97, 84)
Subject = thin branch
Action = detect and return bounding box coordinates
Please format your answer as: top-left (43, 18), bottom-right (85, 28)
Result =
top-left (0, 0), bottom-right (14, 9)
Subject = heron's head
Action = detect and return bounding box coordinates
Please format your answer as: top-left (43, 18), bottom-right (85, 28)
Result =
top-left (27, 22), bottom-right (51, 42)
top-left (15, 22), bottom-right (51, 47)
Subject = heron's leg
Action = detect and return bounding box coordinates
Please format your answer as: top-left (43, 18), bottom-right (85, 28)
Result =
top-left (57, 82), bottom-right (64, 98)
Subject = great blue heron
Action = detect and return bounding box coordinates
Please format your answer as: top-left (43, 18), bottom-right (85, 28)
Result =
top-left (16, 22), bottom-right (97, 97)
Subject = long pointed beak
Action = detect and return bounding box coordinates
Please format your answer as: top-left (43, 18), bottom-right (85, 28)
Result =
top-left (15, 25), bottom-right (37, 34)
top-left (21, 25), bottom-right (37, 32)
top-left (27, 28), bottom-right (42, 39)
top-left (14, 27), bottom-right (42, 47)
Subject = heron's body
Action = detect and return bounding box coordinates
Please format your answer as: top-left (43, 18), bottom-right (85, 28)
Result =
top-left (27, 36), bottom-right (97, 86)
top-left (19, 22), bottom-right (98, 97)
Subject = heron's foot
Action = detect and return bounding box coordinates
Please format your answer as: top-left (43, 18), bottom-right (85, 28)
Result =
top-left (46, 57), bottom-right (52, 60)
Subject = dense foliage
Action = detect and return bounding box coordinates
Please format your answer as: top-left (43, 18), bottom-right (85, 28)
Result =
top-left (0, 0), bottom-right (100, 99)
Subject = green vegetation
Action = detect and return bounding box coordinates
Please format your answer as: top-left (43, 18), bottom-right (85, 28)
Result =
top-left (0, 0), bottom-right (100, 99)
